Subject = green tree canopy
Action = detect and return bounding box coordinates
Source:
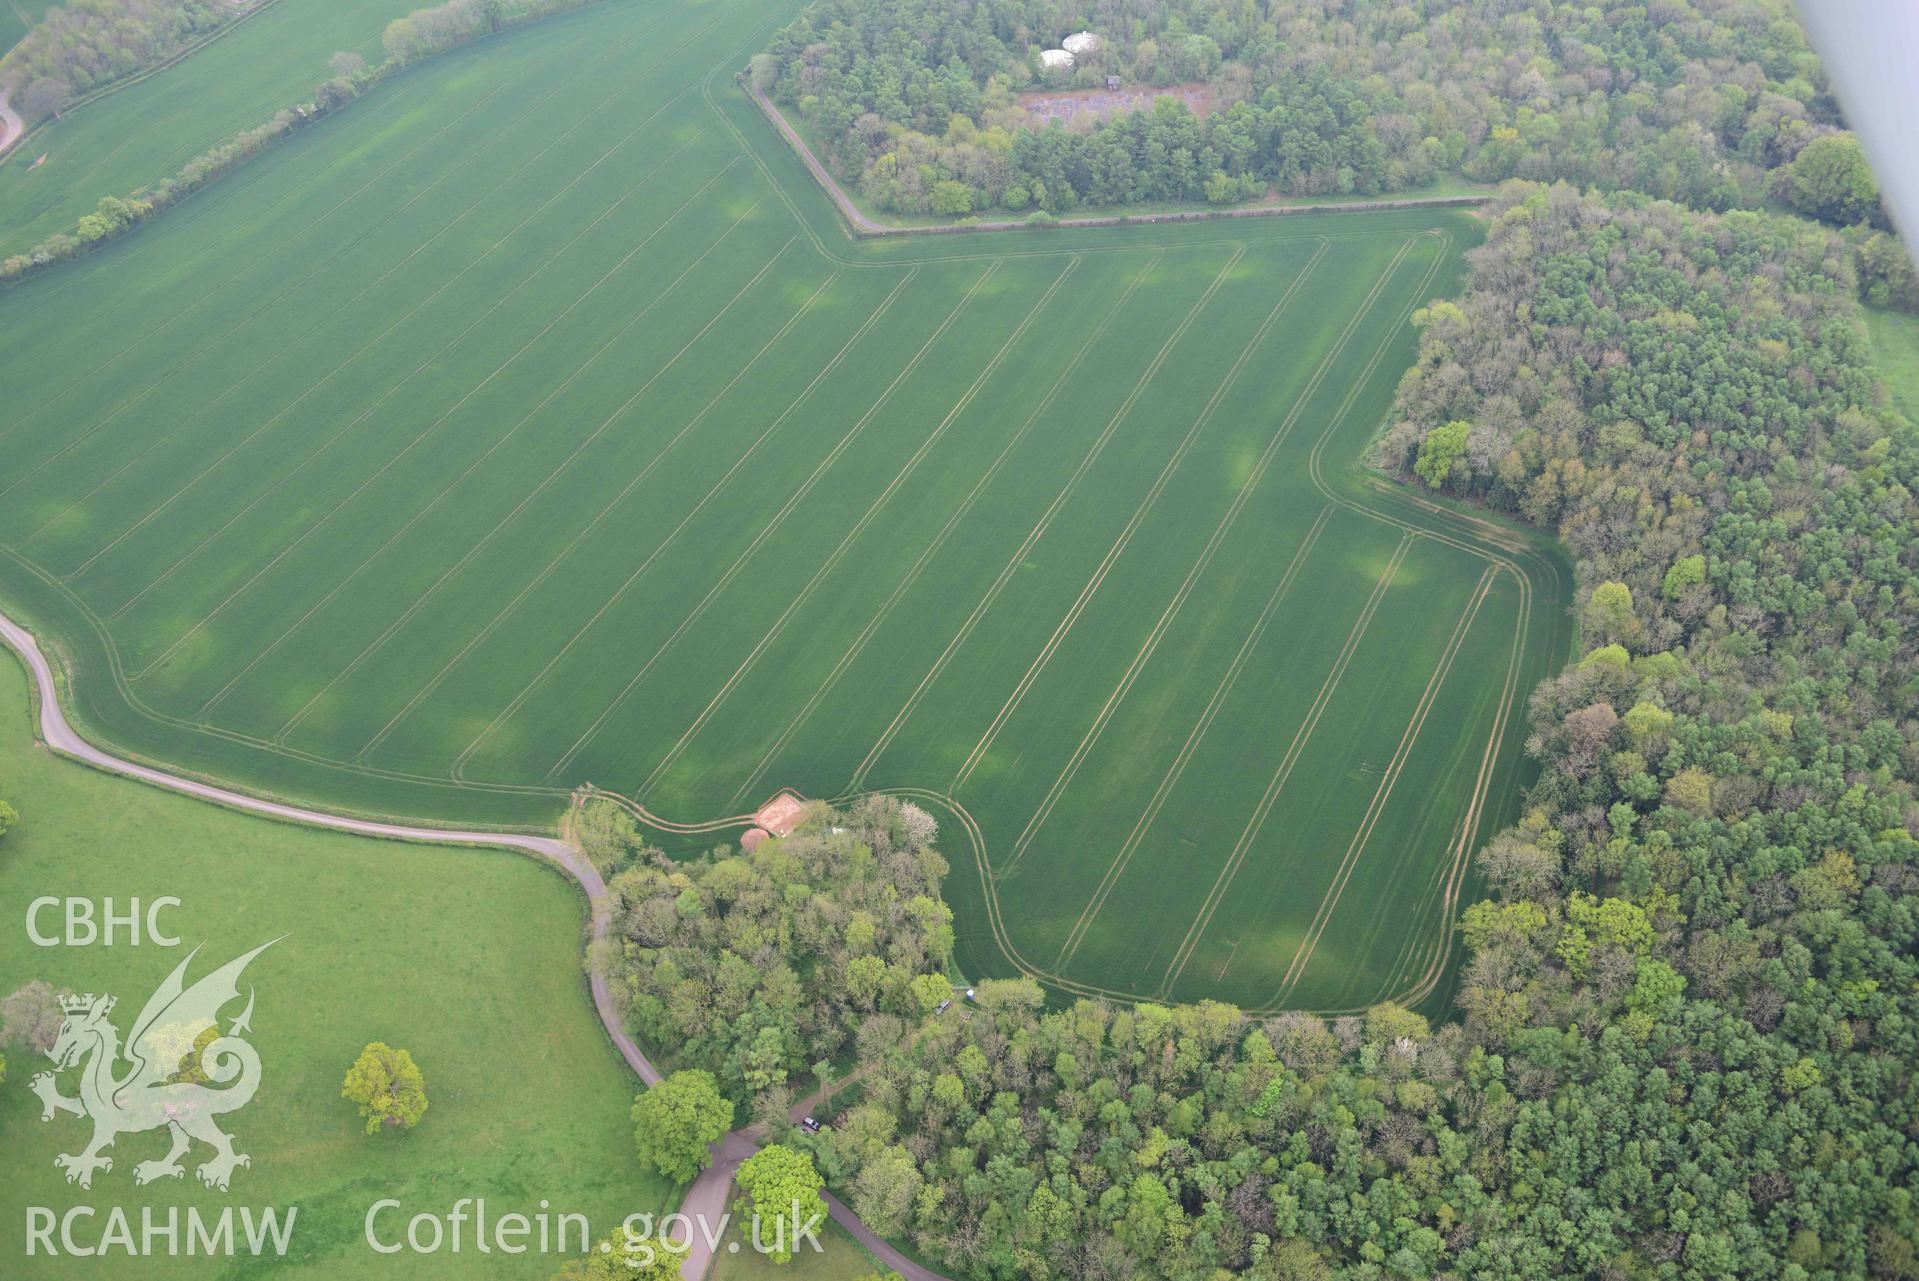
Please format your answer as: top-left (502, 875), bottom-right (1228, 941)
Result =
top-left (341, 1042), bottom-right (428, 1134)
top-left (1778, 133), bottom-right (1881, 226)
top-left (549, 1234), bottom-right (685, 1280)
top-left (1412, 420), bottom-right (1470, 488)
top-left (630, 1069), bottom-right (734, 1183)
top-left (734, 1144), bottom-right (826, 1265)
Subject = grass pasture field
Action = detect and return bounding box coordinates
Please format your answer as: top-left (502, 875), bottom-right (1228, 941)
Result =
top-left (0, 653), bottom-right (671, 1278)
top-left (0, 0), bottom-right (1572, 1013)
top-left (0, 0), bottom-right (416, 256)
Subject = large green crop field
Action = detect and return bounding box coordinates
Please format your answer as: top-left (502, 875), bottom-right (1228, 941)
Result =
top-left (0, 0), bottom-right (1571, 1012)
top-left (0, 0), bottom-right (414, 255)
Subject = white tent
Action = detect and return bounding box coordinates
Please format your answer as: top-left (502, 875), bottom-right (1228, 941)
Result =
top-left (1062, 31), bottom-right (1101, 56)
top-left (1039, 48), bottom-right (1074, 69)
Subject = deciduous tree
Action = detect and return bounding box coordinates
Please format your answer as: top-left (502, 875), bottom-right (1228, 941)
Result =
top-left (630, 1069), bottom-right (733, 1183)
top-left (734, 1144), bottom-right (825, 1265)
top-left (1, 981), bottom-right (65, 1053)
top-left (342, 1042), bottom-right (428, 1134)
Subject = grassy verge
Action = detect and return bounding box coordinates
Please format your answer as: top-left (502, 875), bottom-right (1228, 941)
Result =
top-left (0, 649), bottom-right (670, 1278)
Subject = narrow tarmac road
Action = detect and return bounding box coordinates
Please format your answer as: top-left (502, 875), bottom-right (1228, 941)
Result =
top-left (0, 608), bottom-right (946, 1281)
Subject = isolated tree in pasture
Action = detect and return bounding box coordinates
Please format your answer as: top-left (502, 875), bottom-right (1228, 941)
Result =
top-left (2, 981), bottom-right (67, 1053)
top-left (342, 1042), bottom-right (428, 1134)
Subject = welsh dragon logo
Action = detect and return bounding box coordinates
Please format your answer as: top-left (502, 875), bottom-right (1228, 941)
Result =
top-left (30, 940), bottom-right (279, 1191)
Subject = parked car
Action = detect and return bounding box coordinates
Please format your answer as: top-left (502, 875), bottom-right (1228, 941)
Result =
top-left (801, 1116), bottom-right (822, 1133)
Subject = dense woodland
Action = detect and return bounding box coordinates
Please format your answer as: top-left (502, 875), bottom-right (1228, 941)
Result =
top-left (596, 795), bottom-right (957, 1105)
top-left (758, 0), bottom-right (1909, 291)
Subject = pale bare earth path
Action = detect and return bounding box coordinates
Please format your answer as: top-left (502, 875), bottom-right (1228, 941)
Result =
top-left (0, 89), bottom-right (22, 156)
top-left (0, 607), bottom-right (945, 1281)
